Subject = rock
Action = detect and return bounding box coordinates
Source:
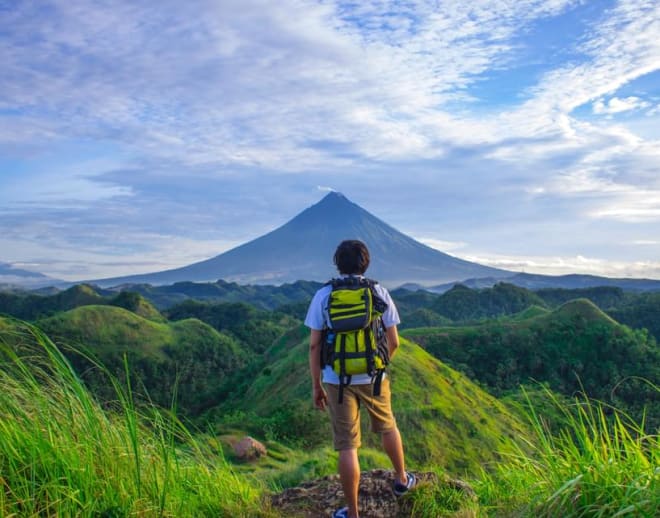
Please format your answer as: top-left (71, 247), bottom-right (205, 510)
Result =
top-left (270, 469), bottom-right (476, 517)
top-left (233, 436), bottom-right (267, 461)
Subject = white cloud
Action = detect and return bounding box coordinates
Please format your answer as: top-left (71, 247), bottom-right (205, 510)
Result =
top-left (588, 190), bottom-right (660, 222)
top-left (1, 0), bottom-right (656, 168)
top-left (593, 96), bottom-right (651, 115)
top-left (0, 0), bottom-right (584, 168)
top-left (495, 1), bottom-right (660, 140)
top-left (461, 252), bottom-right (660, 279)
top-left (1, 0), bottom-right (660, 280)
top-left (417, 238), bottom-right (468, 252)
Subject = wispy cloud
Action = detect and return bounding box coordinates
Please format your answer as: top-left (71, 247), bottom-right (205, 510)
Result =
top-left (418, 238), bottom-right (468, 252)
top-left (463, 252), bottom-right (660, 279)
top-left (593, 96), bottom-right (651, 115)
top-left (588, 190), bottom-right (660, 222)
top-left (0, 0), bottom-right (584, 167)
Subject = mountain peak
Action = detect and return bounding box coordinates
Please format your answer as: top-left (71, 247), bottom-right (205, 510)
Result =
top-left (289, 191), bottom-right (364, 227)
top-left (317, 190), bottom-right (351, 207)
top-left (322, 190), bottom-right (344, 199)
top-left (90, 193), bottom-right (511, 287)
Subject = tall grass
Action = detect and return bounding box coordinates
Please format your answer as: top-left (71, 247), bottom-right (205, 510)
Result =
top-left (0, 320), bottom-right (270, 517)
top-left (476, 386), bottom-right (659, 517)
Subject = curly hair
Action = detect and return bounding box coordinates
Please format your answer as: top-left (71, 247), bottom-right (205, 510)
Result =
top-left (333, 240), bottom-right (370, 275)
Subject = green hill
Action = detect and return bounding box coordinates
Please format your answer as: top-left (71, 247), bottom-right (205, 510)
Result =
top-left (431, 282), bottom-right (548, 321)
top-left (548, 297), bottom-right (618, 324)
top-left (608, 291), bottom-right (660, 342)
top-left (33, 306), bottom-right (246, 414)
top-left (509, 304), bottom-right (550, 321)
top-left (164, 300), bottom-right (299, 353)
top-left (108, 291), bottom-right (166, 322)
top-left (403, 298), bottom-right (660, 430)
top-left (399, 307), bottom-right (453, 329)
top-left (390, 282), bottom-right (550, 327)
top-left (124, 279), bottom-right (323, 310)
top-left (535, 286), bottom-right (627, 309)
top-left (0, 283), bottom-right (105, 319)
top-left (213, 326), bottom-right (531, 475)
top-left (389, 288), bottom-right (441, 315)
top-left (0, 284), bottom-right (165, 322)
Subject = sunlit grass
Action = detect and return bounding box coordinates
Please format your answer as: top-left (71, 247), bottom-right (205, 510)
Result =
top-left (2, 318), bottom-right (658, 517)
top-left (0, 320), bottom-right (270, 517)
top-left (405, 468), bottom-right (479, 518)
top-left (475, 386), bottom-right (659, 517)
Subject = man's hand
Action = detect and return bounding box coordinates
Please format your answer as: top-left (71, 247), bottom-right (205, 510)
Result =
top-left (309, 329), bottom-right (327, 410)
top-left (313, 384), bottom-right (328, 410)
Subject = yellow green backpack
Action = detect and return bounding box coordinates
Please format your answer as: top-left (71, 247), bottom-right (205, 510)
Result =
top-left (322, 276), bottom-right (390, 403)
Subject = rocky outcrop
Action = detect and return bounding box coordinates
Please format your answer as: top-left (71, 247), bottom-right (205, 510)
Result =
top-left (233, 436), bottom-right (267, 461)
top-left (270, 469), bottom-right (476, 517)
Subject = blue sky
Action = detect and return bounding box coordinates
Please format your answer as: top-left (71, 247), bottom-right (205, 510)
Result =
top-left (1, 0), bottom-right (659, 281)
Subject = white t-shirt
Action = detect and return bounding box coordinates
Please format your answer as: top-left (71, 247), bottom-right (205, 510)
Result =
top-left (304, 276), bottom-right (400, 385)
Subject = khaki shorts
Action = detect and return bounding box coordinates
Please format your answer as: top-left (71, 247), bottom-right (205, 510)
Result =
top-left (325, 377), bottom-right (397, 451)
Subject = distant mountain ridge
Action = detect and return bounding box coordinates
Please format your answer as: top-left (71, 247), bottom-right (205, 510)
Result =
top-left (91, 192), bottom-right (510, 287)
top-left (0, 262), bottom-right (63, 289)
top-left (425, 272), bottom-right (660, 293)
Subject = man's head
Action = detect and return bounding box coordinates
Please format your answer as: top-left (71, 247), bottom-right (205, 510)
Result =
top-left (333, 240), bottom-right (370, 275)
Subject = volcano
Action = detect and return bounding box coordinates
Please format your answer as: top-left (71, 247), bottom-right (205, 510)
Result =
top-left (92, 192), bottom-right (510, 287)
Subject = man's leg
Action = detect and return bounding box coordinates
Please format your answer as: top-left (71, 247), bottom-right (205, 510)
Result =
top-left (382, 427), bottom-right (407, 485)
top-left (325, 384), bottom-right (362, 517)
top-left (338, 448), bottom-right (360, 518)
top-left (358, 379), bottom-right (409, 485)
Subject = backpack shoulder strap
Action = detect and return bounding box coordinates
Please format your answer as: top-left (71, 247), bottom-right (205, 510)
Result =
top-left (327, 276), bottom-right (378, 289)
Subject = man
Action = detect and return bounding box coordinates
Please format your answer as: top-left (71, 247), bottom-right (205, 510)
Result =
top-left (304, 240), bottom-right (416, 518)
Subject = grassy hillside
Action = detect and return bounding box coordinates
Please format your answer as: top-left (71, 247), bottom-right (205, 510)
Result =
top-left (404, 299), bottom-right (660, 430)
top-left (509, 304), bottom-right (550, 321)
top-left (164, 300), bottom-right (299, 353)
top-left (475, 387), bottom-right (659, 517)
top-left (2, 318), bottom-right (657, 517)
top-left (34, 306), bottom-right (247, 415)
top-left (213, 326), bottom-right (531, 475)
top-left (109, 290), bottom-right (167, 322)
top-left (0, 320), bottom-right (272, 517)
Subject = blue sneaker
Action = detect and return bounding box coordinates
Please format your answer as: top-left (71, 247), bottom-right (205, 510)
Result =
top-left (393, 472), bottom-right (417, 497)
top-left (332, 507), bottom-right (349, 518)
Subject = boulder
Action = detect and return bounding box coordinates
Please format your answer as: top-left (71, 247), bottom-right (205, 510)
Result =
top-left (233, 436), bottom-right (267, 461)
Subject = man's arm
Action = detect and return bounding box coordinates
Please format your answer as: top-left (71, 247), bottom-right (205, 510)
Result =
top-left (386, 325), bottom-right (400, 360)
top-left (309, 329), bottom-right (328, 410)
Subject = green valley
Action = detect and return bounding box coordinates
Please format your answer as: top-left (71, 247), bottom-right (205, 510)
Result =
top-left (1, 280), bottom-right (658, 516)
top-left (403, 298), bottom-right (659, 430)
